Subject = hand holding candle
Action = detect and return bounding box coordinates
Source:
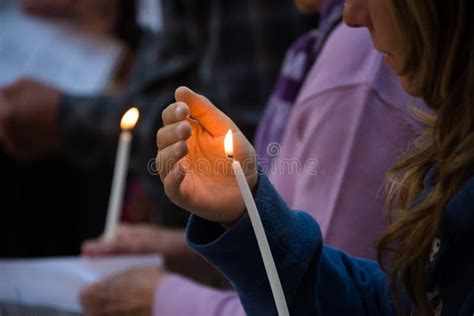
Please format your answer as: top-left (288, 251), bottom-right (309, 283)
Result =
top-left (156, 86), bottom-right (257, 225)
top-left (157, 87), bottom-right (288, 315)
top-left (104, 107), bottom-right (140, 241)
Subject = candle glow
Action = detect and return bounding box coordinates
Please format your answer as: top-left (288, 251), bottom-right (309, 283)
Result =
top-left (120, 107), bottom-right (140, 130)
top-left (224, 129), bottom-right (234, 158)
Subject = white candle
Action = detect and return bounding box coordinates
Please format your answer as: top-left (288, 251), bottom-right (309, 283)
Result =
top-left (104, 107), bottom-right (140, 241)
top-left (224, 130), bottom-right (290, 316)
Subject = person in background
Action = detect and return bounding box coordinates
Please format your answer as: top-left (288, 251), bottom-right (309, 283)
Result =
top-left (156, 0), bottom-right (474, 313)
top-left (0, 0), bottom-right (310, 252)
top-left (80, 0), bottom-right (423, 314)
top-left (0, 0), bottom-right (130, 257)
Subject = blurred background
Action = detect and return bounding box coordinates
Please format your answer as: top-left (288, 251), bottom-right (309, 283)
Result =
top-left (0, 0), bottom-right (316, 314)
top-left (0, 0), bottom-right (314, 257)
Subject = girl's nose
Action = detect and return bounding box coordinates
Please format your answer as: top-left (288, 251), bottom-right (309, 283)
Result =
top-left (343, 1), bottom-right (371, 28)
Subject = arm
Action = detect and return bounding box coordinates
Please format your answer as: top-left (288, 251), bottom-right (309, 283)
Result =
top-left (154, 275), bottom-right (245, 316)
top-left (187, 174), bottom-right (396, 315)
top-left (154, 87), bottom-right (396, 315)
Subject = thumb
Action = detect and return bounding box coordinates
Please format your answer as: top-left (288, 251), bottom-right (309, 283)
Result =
top-left (175, 86), bottom-right (237, 136)
top-left (81, 239), bottom-right (115, 257)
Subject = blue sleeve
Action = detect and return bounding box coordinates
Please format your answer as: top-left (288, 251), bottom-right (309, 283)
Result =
top-left (433, 176), bottom-right (474, 315)
top-left (186, 174), bottom-right (397, 315)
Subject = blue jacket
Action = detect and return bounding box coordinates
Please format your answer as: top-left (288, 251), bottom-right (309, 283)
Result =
top-left (186, 171), bottom-right (474, 315)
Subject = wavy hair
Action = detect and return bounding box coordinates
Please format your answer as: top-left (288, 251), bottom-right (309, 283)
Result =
top-left (376, 0), bottom-right (474, 315)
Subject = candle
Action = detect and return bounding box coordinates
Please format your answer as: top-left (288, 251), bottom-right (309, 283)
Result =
top-left (104, 107), bottom-right (140, 241)
top-left (224, 130), bottom-right (289, 316)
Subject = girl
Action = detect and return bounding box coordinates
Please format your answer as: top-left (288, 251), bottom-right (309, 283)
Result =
top-left (155, 0), bottom-right (474, 314)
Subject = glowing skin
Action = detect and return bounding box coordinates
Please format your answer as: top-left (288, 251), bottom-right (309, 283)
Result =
top-left (343, 0), bottom-right (411, 91)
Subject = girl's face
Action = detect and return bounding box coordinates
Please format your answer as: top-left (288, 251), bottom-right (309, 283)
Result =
top-left (343, 0), bottom-right (411, 90)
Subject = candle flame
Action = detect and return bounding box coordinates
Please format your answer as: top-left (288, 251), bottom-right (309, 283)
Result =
top-left (120, 107), bottom-right (140, 130)
top-left (224, 129), bottom-right (234, 158)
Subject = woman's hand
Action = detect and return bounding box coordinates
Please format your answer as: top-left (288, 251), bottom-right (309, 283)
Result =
top-left (80, 267), bottom-right (165, 316)
top-left (81, 224), bottom-right (185, 258)
top-left (0, 79), bottom-right (61, 162)
top-left (156, 87), bottom-right (258, 226)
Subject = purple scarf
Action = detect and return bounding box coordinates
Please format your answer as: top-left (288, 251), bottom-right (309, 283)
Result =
top-left (254, 4), bottom-right (343, 169)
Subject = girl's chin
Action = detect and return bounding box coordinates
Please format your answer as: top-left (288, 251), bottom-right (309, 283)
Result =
top-left (383, 53), bottom-right (398, 70)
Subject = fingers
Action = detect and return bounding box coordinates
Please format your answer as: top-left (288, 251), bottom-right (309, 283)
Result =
top-left (80, 267), bottom-right (163, 316)
top-left (156, 109), bottom-right (191, 183)
top-left (81, 225), bottom-right (129, 257)
top-left (156, 141), bottom-right (188, 182)
top-left (175, 86), bottom-right (236, 136)
top-left (161, 102), bottom-right (189, 126)
top-left (82, 239), bottom-right (115, 257)
top-left (80, 274), bottom-right (127, 315)
top-left (163, 163), bottom-right (186, 200)
top-left (80, 281), bottom-right (122, 316)
top-left (82, 224), bottom-right (164, 257)
top-left (80, 281), bottom-right (107, 315)
top-left (82, 228), bottom-right (133, 257)
top-left (156, 121), bottom-right (192, 150)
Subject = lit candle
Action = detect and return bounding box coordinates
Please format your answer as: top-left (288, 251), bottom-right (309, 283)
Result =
top-left (104, 107), bottom-right (140, 241)
top-left (224, 130), bottom-right (289, 316)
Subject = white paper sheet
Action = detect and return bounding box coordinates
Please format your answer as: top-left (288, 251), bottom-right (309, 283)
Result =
top-left (0, 0), bottom-right (124, 95)
top-left (0, 255), bottom-right (163, 312)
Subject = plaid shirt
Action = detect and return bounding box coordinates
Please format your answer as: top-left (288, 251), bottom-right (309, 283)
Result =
top-left (60, 0), bottom-right (314, 225)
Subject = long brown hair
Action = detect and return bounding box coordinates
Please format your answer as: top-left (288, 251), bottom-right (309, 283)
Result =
top-left (376, 0), bottom-right (474, 315)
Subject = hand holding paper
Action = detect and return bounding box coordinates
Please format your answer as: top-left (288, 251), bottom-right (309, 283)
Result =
top-left (82, 224), bottom-right (184, 258)
top-left (0, 255), bottom-right (163, 313)
top-left (156, 87), bottom-right (258, 226)
top-left (0, 79), bottom-right (61, 161)
top-left (80, 266), bottom-right (166, 316)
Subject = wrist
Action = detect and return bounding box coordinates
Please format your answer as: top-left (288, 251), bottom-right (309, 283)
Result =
top-left (220, 212), bottom-right (245, 229)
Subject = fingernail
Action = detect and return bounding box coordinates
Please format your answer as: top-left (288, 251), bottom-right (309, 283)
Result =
top-left (175, 104), bottom-right (184, 118)
top-left (177, 122), bottom-right (190, 138)
top-left (176, 103), bottom-right (188, 119)
top-left (175, 141), bottom-right (187, 155)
